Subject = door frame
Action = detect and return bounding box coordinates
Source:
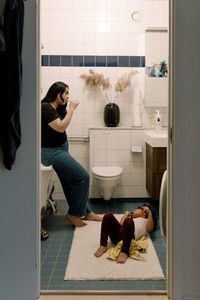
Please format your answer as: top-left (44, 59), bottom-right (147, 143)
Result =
top-left (167, 0), bottom-right (174, 299)
top-left (37, 0), bottom-right (173, 297)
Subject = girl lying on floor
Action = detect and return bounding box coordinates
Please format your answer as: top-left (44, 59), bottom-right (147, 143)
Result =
top-left (94, 204), bottom-right (157, 264)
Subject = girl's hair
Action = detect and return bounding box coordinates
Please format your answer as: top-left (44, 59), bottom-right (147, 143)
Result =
top-left (138, 204), bottom-right (158, 230)
top-left (41, 81), bottom-right (68, 103)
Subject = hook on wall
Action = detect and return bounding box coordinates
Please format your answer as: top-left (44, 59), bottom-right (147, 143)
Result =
top-left (131, 11), bottom-right (141, 22)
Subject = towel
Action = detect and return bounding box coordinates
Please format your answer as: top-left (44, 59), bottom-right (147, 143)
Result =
top-left (107, 235), bottom-right (148, 261)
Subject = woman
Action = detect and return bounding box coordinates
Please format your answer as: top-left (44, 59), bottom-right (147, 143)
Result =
top-left (94, 204), bottom-right (157, 263)
top-left (41, 81), bottom-right (102, 227)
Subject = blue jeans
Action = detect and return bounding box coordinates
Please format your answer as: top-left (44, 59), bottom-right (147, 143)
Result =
top-left (41, 141), bottom-right (91, 217)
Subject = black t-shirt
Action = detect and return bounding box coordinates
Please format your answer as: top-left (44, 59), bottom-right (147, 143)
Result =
top-left (41, 102), bottom-right (67, 147)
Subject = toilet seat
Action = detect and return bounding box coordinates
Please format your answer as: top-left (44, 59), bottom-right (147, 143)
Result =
top-left (41, 164), bottom-right (53, 171)
top-left (92, 166), bottom-right (123, 178)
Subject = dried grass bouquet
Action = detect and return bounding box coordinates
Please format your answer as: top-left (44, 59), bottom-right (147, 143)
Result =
top-left (80, 69), bottom-right (137, 103)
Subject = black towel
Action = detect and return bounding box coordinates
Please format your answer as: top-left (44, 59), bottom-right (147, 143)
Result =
top-left (0, 0), bottom-right (24, 170)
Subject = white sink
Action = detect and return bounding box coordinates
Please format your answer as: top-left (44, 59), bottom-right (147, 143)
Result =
top-left (144, 130), bottom-right (168, 147)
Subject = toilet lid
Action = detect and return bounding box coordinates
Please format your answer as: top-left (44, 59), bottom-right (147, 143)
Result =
top-left (92, 166), bottom-right (123, 177)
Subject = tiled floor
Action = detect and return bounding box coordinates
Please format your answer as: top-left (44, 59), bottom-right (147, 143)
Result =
top-left (41, 198), bottom-right (166, 291)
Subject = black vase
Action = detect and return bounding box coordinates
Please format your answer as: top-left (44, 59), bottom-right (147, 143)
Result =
top-left (104, 103), bottom-right (120, 127)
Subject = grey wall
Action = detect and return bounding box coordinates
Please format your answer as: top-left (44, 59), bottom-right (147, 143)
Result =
top-left (172, 0), bottom-right (200, 299)
top-left (0, 1), bottom-right (39, 300)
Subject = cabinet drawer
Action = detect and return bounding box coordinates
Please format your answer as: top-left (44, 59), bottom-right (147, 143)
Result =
top-left (146, 143), bottom-right (167, 200)
top-left (146, 170), bottom-right (163, 200)
top-left (146, 143), bottom-right (167, 173)
top-left (153, 148), bottom-right (167, 173)
top-left (152, 173), bottom-right (164, 200)
top-left (146, 168), bottom-right (153, 196)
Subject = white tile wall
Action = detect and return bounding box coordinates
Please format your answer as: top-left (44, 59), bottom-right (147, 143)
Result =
top-left (52, 128), bottom-right (152, 200)
top-left (89, 128), bottom-right (150, 199)
top-left (40, 0), bottom-right (169, 200)
top-left (40, 0), bottom-right (168, 56)
top-left (41, 66), bottom-right (168, 135)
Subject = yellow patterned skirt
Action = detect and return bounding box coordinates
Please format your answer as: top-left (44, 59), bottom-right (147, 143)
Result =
top-left (107, 235), bottom-right (148, 261)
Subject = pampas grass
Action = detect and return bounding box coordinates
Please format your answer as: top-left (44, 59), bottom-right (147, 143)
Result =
top-left (80, 69), bottom-right (137, 103)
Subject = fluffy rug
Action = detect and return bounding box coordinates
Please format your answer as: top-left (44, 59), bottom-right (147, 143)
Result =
top-left (64, 215), bottom-right (165, 280)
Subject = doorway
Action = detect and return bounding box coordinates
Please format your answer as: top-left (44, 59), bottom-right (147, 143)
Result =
top-left (39, 0), bottom-right (170, 295)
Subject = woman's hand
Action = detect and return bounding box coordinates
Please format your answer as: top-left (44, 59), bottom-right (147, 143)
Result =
top-left (68, 100), bottom-right (79, 111)
top-left (49, 100), bottom-right (79, 133)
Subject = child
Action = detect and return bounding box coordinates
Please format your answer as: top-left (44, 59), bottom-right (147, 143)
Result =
top-left (94, 204), bottom-right (157, 263)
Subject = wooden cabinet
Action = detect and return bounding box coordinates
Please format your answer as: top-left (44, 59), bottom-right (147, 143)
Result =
top-left (146, 143), bottom-right (167, 200)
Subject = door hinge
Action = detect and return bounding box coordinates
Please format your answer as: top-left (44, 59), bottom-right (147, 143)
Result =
top-left (170, 127), bottom-right (173, 144)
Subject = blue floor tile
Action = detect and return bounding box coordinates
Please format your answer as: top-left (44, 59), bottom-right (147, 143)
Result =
top-left (137, 280), bottom-right (153, 290)
top-left (63, 280), bottom-right (79, 289)
top-left (41, 198), bottom-right (166, 291)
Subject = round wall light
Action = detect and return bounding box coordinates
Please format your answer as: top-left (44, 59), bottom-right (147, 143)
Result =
top-left (131, 11), bottom-right (141, 22)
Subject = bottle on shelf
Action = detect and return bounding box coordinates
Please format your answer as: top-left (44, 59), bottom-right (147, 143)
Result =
top-left (154, 110), bottom-right (162, 131)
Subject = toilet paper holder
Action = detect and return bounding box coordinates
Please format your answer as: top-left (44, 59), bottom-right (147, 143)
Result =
top-left (131, 145), bottom-right (142, 153)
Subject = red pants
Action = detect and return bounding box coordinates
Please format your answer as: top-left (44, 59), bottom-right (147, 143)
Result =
top-left (100, 213), bottom-right (135, 255)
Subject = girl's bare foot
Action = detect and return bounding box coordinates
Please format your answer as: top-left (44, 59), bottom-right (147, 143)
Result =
top-left (66, 213), bottom-right (87, 227)
top-left (85, 212), bottom-right (102, 222)
top-left (94, 246), bottom-right (108, 257)
top-left (116, 252), bottom-right (128, 264)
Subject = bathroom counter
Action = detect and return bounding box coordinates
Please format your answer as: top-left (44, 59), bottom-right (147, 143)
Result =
top-left (144, 130), bottom-right (168, 147)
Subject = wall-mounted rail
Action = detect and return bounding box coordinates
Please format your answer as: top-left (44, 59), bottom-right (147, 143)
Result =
top-left (68, 136), bottom-right (89, 143)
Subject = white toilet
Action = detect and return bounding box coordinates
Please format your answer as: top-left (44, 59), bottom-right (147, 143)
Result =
top-left (92, 166), bottom-right (123, 201)
top-left (40, 164), bottom-right (56, 213)
top-left (40, 164), bottom-right (55, 240)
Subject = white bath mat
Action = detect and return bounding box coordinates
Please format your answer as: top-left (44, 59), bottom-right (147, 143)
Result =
top-left (64, 215), bottom-right (165, 280)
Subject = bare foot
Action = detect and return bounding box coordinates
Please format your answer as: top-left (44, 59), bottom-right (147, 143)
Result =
top-left (116, 252), bottom-right (128, 264)
top-left (85, 212), bottom-right (102, 222)
top-left (94, 246), bottom-right (108, 257)
top-left (66, 213), bottom-right (87, 227)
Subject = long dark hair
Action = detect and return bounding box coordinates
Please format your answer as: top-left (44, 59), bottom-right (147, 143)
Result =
top-left (42, 81), bottom-right (69, 118)
top-left (138, 204), bottom-right (158, 230)
top-left (41, 81), bottom-right (68, 103)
